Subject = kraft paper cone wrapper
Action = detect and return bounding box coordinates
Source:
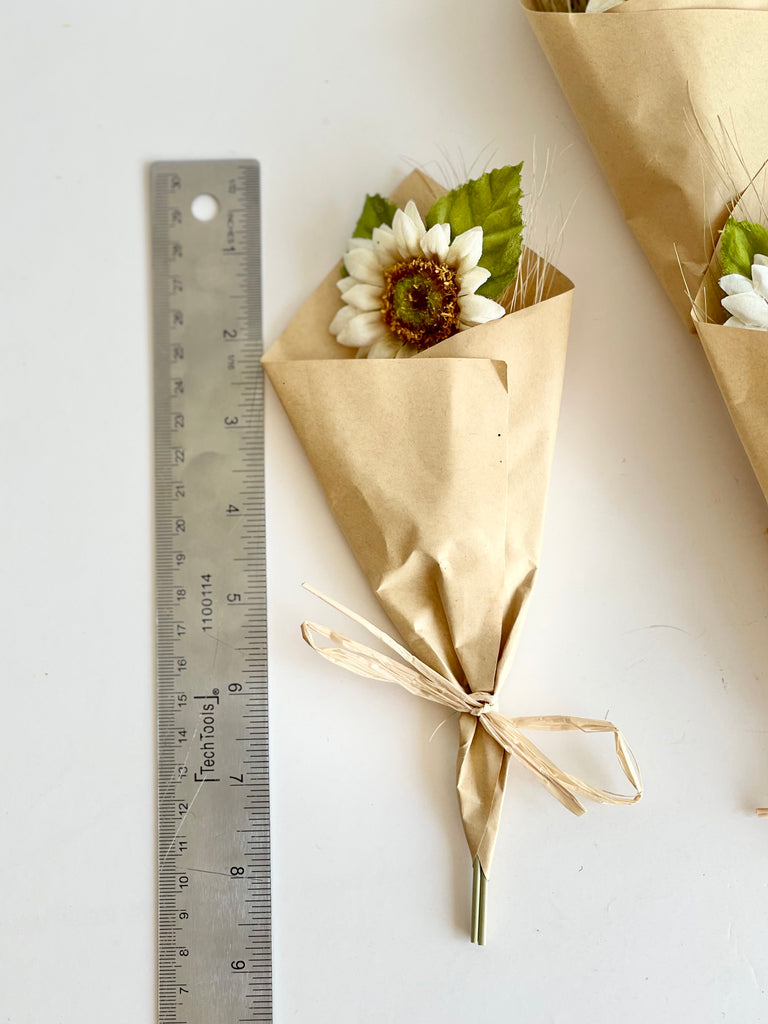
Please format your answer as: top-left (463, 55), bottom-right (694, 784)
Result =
top-left (522, 0), bottom-right (768, 328)
top-left (263, 171), bottom-right (577, 877)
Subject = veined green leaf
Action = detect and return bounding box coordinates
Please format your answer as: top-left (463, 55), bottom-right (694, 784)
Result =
top-left (425, 165), bottom-right (523, 301)
top-left (353, 193), bottom-right (398, 239)
top-left (720, 218), bottom-right (768, 277)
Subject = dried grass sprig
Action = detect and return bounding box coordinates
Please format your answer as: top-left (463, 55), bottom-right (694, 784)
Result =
top-left (504, 143), bottom-right (577, 313)
top-left (684, 104), bottom-right (768, 324)
top-left (400, 144), bottom-right (498, 197)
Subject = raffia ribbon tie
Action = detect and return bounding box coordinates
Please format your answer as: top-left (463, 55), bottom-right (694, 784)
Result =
top-left (466, 691), bottom-right (497, 717)
top-left (301, 584), bottom-right (643, 817)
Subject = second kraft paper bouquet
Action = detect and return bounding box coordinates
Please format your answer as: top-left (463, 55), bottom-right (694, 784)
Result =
top-left (522, 0), bottom-right (768, 329)
top-left (263, 164), bottom-right (642, 943)
top-left (691, 169), bottom-right (768, 505)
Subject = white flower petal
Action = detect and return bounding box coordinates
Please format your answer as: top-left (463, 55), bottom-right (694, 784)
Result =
top-left (719, 273), bottom-right (753, 296)
top-left (335, 326), bottom-right (362, 347)
top-left (336, 324), bottom-right (368, 347)
top-left (344, 246), bottom-right (384, 286)
top-left (372, 224), bottom-right (399, 267)
top-left (337, 276), bottom-right (356, 295)
top-left (347, 236), bottom-right (373, 250)
top-left (394, 342), bottom-right (418, 359)
top-left (724, 315), bottom-right (759, 329)
top-left (755, 254), bottom-right (768, 267)
top-left (337, 311), bottom-right (387, 348)
top-left (344, 310), bottom-right (388, 346)
top-left (343, 283), bottom-right (382, 311)
top-left (722, 291), bottom-right (768, 329)
top-left (447, 226), bottom-right (483, 275)
top-left (420, 223), bottom-right (451, 262)
top-left (392, 207), bottom-right (424, 259)
top-left (329, 304), bottom-right (357, 336)
top-left (458, 265), bottom-right (491, 295)
top-left (403, 200), bottom-right (426, 235)
top-left (366, 335), bottom-right (404, 359)
top-left (458, 293), bottom-right (506, 326)
top-left (752, 264), bottom-right (768, 300)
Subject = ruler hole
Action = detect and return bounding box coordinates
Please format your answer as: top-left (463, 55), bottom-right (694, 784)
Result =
top-left (190, 193), bottom-right (220, 222)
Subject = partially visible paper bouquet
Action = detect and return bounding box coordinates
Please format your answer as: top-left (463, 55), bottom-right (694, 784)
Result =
top-left (522, 0), bottom-right (768, 328)
top-left (263, 166), bottom-right (641, 942)
top-left (692, 175), bottom-right (768, 504)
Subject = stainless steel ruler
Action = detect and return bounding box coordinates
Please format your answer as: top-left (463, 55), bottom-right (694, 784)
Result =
top-left (150, 159), bottom-right (271, 1024)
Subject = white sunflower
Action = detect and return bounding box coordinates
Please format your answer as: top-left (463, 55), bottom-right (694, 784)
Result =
top-left (720, 253), bottom-right (768, 330)
top-left (329, 200), bottom-right (506, 358)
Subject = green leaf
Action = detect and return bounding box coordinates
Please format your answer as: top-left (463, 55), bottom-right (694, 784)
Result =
top-left (720, 218), bottom-right (768, 277)
top-left (425, 165), bottom-right (523, 301)
top-left (352, 193), bottom-right (398, 239)
top-left (339, 193), bottom-right (399, 278)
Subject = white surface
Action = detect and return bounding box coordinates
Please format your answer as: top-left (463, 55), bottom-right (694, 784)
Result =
top-left (3, 2), bottom-right (768, 1021)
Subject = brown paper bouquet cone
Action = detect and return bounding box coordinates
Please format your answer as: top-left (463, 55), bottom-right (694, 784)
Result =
top-left (264, 170), bottom-right (641, 940)
top-left (522, 0), bottom-right (768, 327)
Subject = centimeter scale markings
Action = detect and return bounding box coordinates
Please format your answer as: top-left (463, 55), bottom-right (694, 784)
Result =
top-left (151, 160), bottom-right (271, 1024)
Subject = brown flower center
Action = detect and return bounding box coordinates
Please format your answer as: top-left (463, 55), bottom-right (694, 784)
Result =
top-left (380, 256), bottom-right (461, 350)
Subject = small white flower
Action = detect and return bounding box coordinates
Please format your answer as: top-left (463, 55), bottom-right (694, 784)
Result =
top-left (720, 253), bottom-right (768, 330)
top-left (329, 200), bottom-right (506, 358)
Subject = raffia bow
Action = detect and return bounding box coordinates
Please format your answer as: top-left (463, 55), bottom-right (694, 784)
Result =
top-left (301, 584), bottom-right (642, 819)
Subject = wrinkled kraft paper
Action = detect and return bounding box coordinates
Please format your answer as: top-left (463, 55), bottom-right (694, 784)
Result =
top-left (695, 319), bottom-right (768, 500)
top-left (522, 0), bottom-right (768, 327)
top-left (262, 170), bottom-right (574, 874)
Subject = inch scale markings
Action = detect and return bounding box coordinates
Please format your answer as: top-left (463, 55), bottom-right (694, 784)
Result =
top-left (151, 160), bottom-right (271, 1024)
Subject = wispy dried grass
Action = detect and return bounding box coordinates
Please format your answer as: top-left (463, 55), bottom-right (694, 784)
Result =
top-left (676, 241), bottom-right (709, 324)
top-left (684, 102), bottom-right (768, 323)
top-left (505, 143), bottom-right (577, 312)
top-left (686, 103), bottom-right (768, 224)
top-left (401, 143), bottom-right (499, 194)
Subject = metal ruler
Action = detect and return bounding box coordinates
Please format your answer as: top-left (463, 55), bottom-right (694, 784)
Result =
top-left (150, 160), bottom-right (271, 1024)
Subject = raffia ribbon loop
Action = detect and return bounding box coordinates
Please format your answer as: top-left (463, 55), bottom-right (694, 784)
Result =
top-left (301, 584), bottom-right (642, 815)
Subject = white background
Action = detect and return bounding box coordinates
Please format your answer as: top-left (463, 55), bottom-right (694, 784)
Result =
top-left (3, 1), bottom-right (768, 1021)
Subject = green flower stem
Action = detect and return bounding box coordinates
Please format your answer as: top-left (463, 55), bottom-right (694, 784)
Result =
top-left (471, 857), bottom-right (480, 943)
top-left (478, 868), bottom-right (488, 946)
top-left (471, 857), bottom-right (488, 944)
